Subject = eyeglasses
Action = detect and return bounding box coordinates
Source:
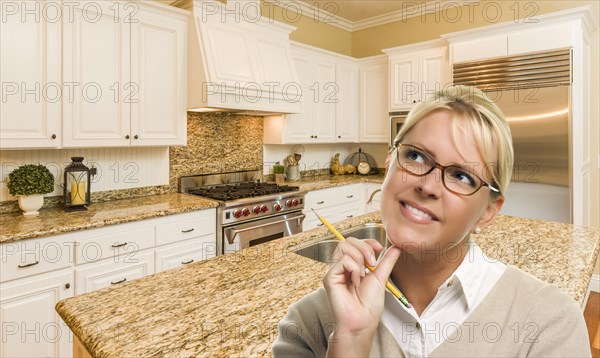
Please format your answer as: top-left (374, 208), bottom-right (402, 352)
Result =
top-left (394, 144), bottom-right (501, 196)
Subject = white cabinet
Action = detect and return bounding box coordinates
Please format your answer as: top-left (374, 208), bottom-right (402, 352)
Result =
top-left (0, 269), bottom-right (73, 358)
top-left (130, 5), bottom-right (188, 146)
top-left (335, 61), bottom-right (359, 142)
top-left (0, 0), bottom-right (61, 149)
top-left (303, 184), bottom-right (365, 231)
top-left (74, 250), bottom-right (154, 295)
top-left (384, 39), bottom-right (449, 110)
top-left (263, 43), bottom-right (359, 144)
top-left (359, 56), bottom-right (388, 143)
top-left (0, 208), bottom-right (216, 357)
top-left (62, 1), bottom-right (187, 148)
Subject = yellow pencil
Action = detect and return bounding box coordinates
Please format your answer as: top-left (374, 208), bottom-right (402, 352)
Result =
top-left (312, 208), bottom-right (412, 308)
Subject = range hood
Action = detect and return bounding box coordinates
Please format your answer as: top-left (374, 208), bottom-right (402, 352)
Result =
top-left (178, 0), bottom-right (302, 115)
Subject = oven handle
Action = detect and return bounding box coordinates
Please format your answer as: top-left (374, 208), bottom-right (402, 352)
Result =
top-left (224, 214), bottom-right (306, 244)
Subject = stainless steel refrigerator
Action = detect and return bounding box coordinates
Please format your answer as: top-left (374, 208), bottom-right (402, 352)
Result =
top-left (453, 49), bottom-right (571, 223)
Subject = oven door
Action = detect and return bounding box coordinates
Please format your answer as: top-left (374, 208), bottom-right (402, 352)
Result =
top-left (222, 211), bottom-right (305, 254)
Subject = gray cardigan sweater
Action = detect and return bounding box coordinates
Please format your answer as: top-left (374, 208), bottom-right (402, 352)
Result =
top-left (272, 265), bottom-right (591, 357)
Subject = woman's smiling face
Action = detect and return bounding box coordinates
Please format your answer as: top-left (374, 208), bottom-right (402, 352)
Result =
top-left (381, 109), bottom-right (502, 252)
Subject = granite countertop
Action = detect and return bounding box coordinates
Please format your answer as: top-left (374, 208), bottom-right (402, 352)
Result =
top-left (56, 212), bottom-right (600, 358)
top-left (287, 173), bottom-right (385, 192)
top-left (0, 193), bottom-right (218, 244)
top-left (0, 175), bottom-right (381, 244)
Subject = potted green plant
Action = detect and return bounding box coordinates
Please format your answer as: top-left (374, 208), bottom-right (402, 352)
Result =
top-left (273, 162), bottom-right (285, 184)
top-left (7, 164), bottom-right (55, 216)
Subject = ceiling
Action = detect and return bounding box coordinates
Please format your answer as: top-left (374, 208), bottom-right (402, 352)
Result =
top-left (299, 0), bottom-right (432, 22)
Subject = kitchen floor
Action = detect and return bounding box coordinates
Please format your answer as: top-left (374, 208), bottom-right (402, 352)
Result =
top-left (585, 291), bottom-right (600, 357)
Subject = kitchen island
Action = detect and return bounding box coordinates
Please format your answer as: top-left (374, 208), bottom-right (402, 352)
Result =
top-left (56, 212), bottom-right (600, 357)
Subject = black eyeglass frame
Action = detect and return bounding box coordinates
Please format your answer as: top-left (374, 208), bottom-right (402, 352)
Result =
top-left (393, 144), bottom-right (501, 196)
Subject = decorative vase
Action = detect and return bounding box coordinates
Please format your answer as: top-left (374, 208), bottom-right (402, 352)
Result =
top-left (18, 194), bottom-right (44, 216)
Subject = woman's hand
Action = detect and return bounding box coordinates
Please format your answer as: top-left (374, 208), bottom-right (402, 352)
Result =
top-left (323, 238), bottom-right (401, 356)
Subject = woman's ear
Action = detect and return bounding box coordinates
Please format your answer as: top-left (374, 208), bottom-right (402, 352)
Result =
top-left (476, 196), bottom-right (504, 230)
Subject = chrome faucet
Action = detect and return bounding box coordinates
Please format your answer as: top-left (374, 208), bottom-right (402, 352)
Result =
top-left (367, 189), bottom-right (382, 205)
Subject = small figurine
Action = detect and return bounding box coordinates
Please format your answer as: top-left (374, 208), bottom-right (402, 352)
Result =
top-left (331, 153), bottom-right (356, 175)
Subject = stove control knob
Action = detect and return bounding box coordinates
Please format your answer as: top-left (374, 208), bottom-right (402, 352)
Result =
top-left (286, 199), bottom-right (293, 207)
top-left (233, 209), bottom-right (243, 218)
top-left (242, 208), bottom-right (251, 217)
top-left (252, 206), bottom-right (261, 214)
top-left (260, 204), bottom-right (269, 213)
top-left (273, 203), bottom-right (282, 212)
top-left (292, 199), bottom-right (300, 206)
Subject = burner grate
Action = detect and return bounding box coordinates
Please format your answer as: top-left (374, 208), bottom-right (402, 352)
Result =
top-left (187, 182), bottom-right (299, 201)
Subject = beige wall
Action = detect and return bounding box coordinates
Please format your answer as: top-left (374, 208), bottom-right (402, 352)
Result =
top-left (261, 3), bottom-right (352, 56)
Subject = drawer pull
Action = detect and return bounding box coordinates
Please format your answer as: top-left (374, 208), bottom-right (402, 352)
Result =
top-left (181, 259), bottom-right (194, 265)
top-left (346, 195), bottom-right (354, 198)
top-left (181, 228), bottom-right (195, 233)
top-left (347, 215), bottom-right (354, 218)
top-left (65, 283), bottom-right (71, 289)
top-left (17, 261), bottom-right (39, 268)
top-left (111, 242), bottom-right (128, 248)
top-left (111, 278), bottom-right (127, 285)
top-left (316, 201), bottom-right (325, 205)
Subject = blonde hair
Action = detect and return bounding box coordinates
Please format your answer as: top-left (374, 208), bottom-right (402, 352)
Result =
top-left (393, 85), bottom-right (514, 196)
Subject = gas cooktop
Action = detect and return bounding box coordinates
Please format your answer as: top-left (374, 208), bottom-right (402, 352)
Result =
top-left (187, 182), bottom-right (299, 201)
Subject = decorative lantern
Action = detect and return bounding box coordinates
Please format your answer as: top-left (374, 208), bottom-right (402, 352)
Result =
top-left (63, 157), bottom-right (91, 211)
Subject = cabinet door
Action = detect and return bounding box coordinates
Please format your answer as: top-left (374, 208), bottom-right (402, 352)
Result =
top-left (359, 60), bottom-right (388, 143)
top-left (0, 269), bottom-right (73, 358)
top-left (0, 0), bottom-right (61, 149)
top-left (420, 47), bottom-right (449, 102)
top-left (284, 56), bottom-right (314, 143)
top-left (130, 6), bottom-right (187, 146)
top-left (335, 62), bottom-right (359, 142)
top-left (62, 1), bottom-right (131, 147)
top-left (74, 251), bottom-right (154, 295)
top-left (155, 237), bottom-right (216, 272)
top-left (312, 59), bottom-right (337, 142)
top-left (389, 55), bottom-right (418, 110)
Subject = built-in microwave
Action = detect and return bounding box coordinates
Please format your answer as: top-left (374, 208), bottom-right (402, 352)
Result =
top-left (390, 111), bottom-right (409, 146)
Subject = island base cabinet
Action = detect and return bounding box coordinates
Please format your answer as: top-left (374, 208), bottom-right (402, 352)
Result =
top-left (73, 335), bottom-right (92, 358)
top-left (0, 269), bottom-right (74, 358)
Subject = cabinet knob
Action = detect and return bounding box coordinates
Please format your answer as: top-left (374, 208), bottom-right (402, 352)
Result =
top-left (125, 135), bottom-right (130, 139)
top-left (338, 135), bottom-right (341, 138)
top-left (65, 283), bottom-right (71, 289)
top-left (413, 100), bottom-right (417, 103)
top-left (310, 135), bottom-right (314, 138)
top-left (51, 134), bottom-right (56, 139)
top-left (134, 135), bottom-right (139, 139)
top-left (314, 135), bottom-right (317, 139)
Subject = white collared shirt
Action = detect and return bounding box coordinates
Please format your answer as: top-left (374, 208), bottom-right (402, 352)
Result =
top-left (380, 239), bottom-right (506, 357)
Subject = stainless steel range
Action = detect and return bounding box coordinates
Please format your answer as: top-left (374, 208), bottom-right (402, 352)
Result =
top-left (180, 170), bottom-right (306, 255)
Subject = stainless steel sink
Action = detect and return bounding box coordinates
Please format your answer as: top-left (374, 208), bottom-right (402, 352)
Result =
top-left (291, 223), bottom-right (388, 263)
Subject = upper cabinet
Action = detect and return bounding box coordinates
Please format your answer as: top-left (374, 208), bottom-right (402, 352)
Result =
top-left (358, 56), bottom-right (388, 143)
top-left (0, 0), bottom-right (62, 149)
top-left (63, 1), bottom-right (188, 147)
top-left (263, 43), bottom-right (359, 144)
top-left (1, 1), bottom-right (188, 150)
top-left (384, 39), bottom-right (450, 111)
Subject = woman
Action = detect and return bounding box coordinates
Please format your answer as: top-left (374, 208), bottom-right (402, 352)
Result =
top-left (272, 85), bottom-right (590, 357)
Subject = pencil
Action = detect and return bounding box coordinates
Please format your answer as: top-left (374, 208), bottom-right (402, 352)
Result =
top-left (311, 208), bottom-right (412, 308)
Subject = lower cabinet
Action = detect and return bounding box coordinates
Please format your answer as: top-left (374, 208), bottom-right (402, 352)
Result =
top-left (0, 208), bottom-right (216, 358)
top-left (155, 237), bottom-right (216, 272)
top-left (0, 269), bottom-right (74, 358)
top-left (74, 251), bottom-right (155, 295)
top-left (303, 184), bottom-right (366, 230)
